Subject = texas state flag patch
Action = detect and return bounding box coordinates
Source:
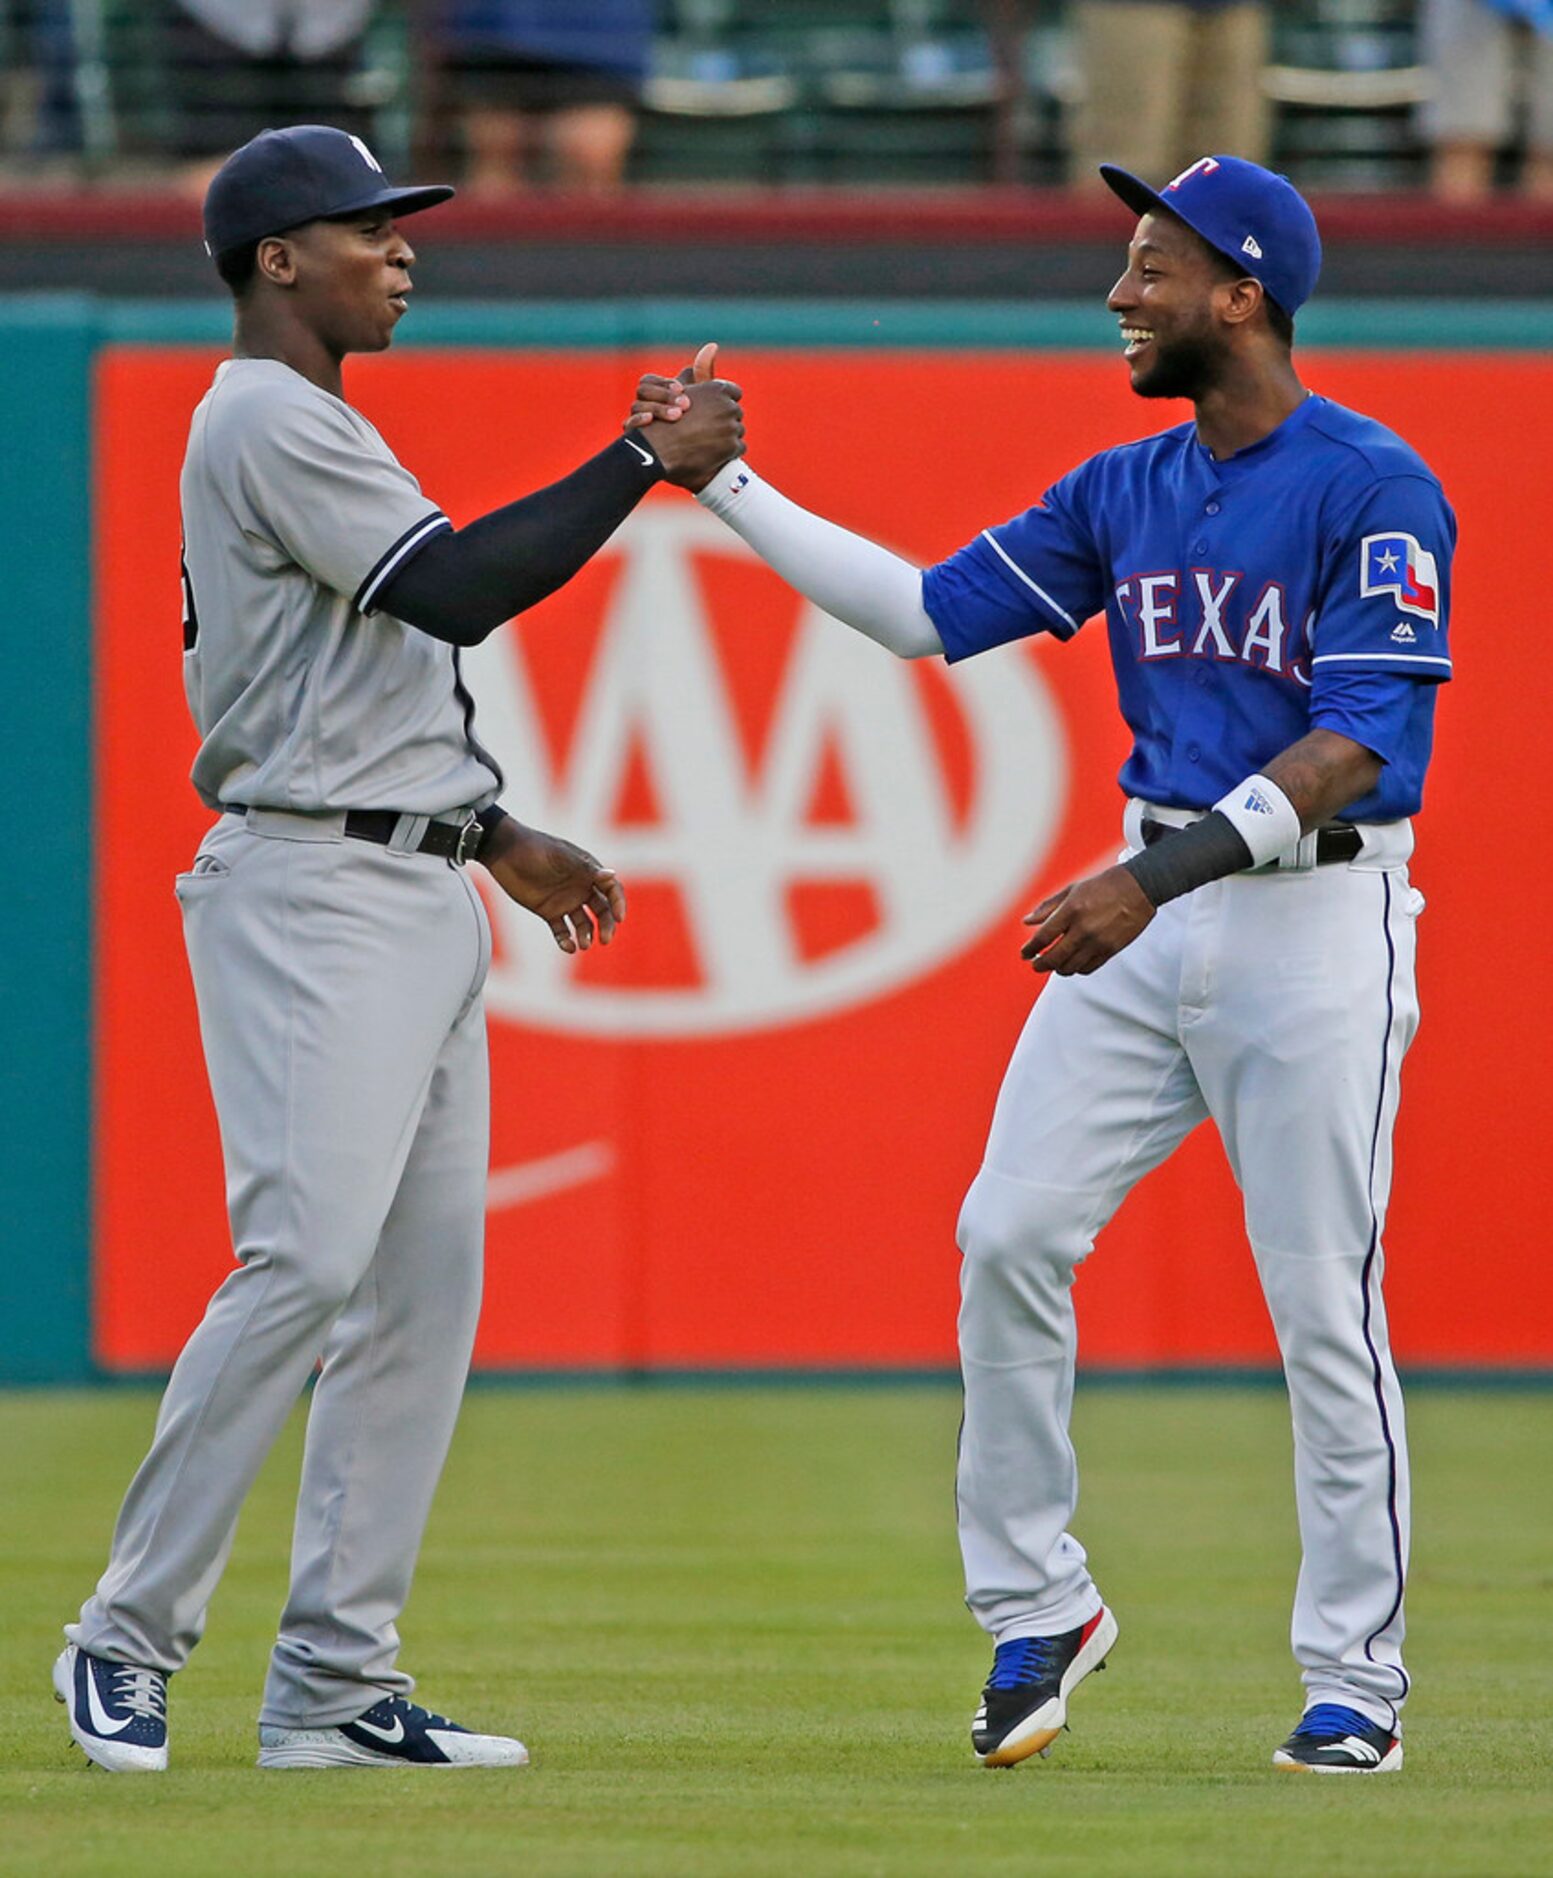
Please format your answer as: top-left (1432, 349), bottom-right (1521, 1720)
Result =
top-left (1360, 532), bottom-right (1439, 624)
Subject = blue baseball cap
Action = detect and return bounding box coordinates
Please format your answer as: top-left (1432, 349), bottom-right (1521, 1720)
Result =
top-left (1099, 154), bottom-right (1322, 316)
top-left (203, 124), bottom-right (454, 259)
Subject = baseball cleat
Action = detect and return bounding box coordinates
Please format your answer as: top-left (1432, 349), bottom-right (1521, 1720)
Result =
top-left (53, 1644), bottom-right (169, 1772)
top-left (257, 1694), bottom-right (529, 1769)
top-left (1272, 1703), bottom-right (1402, 1773)
top-left (971, 1605), bottom-right (1118, 1767)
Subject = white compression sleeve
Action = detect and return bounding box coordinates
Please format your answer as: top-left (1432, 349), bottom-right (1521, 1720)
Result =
top-left (695, 461), bottom-right (944, 659)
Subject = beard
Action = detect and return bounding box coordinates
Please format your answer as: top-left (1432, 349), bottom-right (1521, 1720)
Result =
top-left (1130, 327), bottom-right (1225, 401)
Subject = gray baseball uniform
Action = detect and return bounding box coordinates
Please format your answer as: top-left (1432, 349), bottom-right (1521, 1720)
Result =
top-left (70, 357), bottom-right (501, 1728)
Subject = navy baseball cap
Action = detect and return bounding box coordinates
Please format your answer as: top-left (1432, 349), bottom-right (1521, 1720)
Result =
top-left (203, 124), bottom-right (454, 259)
top-left (1099, 154), bottom-right (1322, 316)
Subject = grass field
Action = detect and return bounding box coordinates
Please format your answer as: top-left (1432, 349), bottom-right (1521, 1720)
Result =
top-left (2, 1385), bottom-right (1549, 1877)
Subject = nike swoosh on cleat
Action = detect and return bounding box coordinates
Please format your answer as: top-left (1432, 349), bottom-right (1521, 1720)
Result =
top-left (82, 1664), bottom-right (136, 1738)
top-left (351, 1715), bottom-right (407, 1745)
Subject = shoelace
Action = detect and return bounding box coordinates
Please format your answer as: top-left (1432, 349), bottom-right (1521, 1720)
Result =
top-left (1295, 1703), bottom-right (1377, 1740)
top-left (987, 1636), bottom-right (1059, 1691)
top-left (109, 1664), bottom-right (167, 1722)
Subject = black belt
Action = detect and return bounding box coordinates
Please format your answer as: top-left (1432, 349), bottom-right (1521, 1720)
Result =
top-left (227, 807), bottom-right (484, 866)
top-left (1141, 817), bottom-right (1363, 867)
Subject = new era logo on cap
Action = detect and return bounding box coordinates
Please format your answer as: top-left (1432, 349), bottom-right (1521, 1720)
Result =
top-left (1241, 235), bottom-right (1263, 258)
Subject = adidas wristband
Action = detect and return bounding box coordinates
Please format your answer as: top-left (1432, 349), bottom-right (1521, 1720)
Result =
top-left (1213, 773), bottom-right (1302, 868)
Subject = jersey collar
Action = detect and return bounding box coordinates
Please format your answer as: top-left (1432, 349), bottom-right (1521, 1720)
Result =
top-left (1193, 391), bottom-right (1321, 472)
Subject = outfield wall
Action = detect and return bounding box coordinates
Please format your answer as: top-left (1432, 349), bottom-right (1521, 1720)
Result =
top-left (3, 297), bottom-right (1547, 1383)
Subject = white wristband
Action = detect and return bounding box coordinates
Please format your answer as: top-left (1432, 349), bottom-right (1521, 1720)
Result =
top-left (1213, 774), bottom-right (1303, 868)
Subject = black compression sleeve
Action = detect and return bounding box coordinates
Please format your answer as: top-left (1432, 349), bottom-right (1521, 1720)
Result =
top-left (375, 434), bottom-right (664, 645)
top-left (1121, 810), bottom-right (1255, 907)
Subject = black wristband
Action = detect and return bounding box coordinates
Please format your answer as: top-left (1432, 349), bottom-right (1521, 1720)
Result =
top-left (1121, 810), bottom-right (1255, 908)
top-left (473, 803), bottom-right (511, 864)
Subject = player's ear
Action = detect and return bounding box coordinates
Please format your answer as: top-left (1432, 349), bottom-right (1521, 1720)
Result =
top-left (256, 234), bottom-right (298, 290)
top-left (1219, 275), bottom-right (1263, 331)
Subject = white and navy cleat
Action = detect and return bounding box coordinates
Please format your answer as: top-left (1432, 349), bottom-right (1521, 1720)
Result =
top-left (1272, 1703), bottom-right (1402, 1773)
top-left (53, 1644), bottom-right (169, 1772)
top-left (971, 1606), bottom-right (1118, 1767)
top-left (257, 1694), bottom-right (529, 1769)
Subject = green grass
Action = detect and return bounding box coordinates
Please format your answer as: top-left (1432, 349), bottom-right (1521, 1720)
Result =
top-left (2, 1387), bottom-right (1549, 1877)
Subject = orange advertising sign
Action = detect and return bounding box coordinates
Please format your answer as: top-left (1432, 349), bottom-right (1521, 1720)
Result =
top-left (94, 347), bottom-right (1552, 1370)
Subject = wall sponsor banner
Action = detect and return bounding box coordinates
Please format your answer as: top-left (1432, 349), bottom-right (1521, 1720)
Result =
top-left (95, 347), bottom-right (1552, 1369)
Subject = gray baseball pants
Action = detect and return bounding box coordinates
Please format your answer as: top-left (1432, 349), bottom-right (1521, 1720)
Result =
top-left (70, 808), bottom-right (492, 1728)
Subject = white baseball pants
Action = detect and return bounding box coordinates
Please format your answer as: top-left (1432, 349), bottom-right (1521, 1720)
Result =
top-left (955, 818), bottom-right (1421, 1728)
top-left (71, 809), bottom-right (492, 1728)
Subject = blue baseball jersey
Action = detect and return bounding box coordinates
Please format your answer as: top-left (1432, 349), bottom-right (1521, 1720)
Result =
top-left (921, 395), bottom-right (1455, 821)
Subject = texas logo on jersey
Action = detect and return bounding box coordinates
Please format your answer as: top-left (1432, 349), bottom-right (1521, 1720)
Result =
top-left (1360, 532), bottom-right (1438, 625)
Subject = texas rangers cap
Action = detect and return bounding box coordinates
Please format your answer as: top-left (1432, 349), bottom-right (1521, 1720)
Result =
top-left (202, 124), bottom-right (454, 259)
top-left (1099, 154), bottom-right (1322, 317)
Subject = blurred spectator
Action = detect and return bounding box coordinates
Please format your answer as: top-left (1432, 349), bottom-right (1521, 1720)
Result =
top-left (164, 1), bottom-right (378, 195)
top-left (436, 0), bottom-right (651, 195)
top-left (1418, 0), bottom-right (1553, 199)
top-left (1067, 0), bottom-right (1271, 190)
top-left (0, 0), bottom-right (80, 159)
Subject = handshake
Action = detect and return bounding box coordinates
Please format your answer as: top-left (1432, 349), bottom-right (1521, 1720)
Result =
top-left (622, 342), bottom-right (745, 493)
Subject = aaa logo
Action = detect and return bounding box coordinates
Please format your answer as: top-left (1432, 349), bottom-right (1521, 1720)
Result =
top-left (464, 503), bottom-right (1065, 1036)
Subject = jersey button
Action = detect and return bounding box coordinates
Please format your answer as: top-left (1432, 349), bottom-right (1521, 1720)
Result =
top-left (1205, 501), bottom-right (1221, 515)
top-left (1192, 540), bottom-right (1208, 555)
top-left (1186, 744), bottom-right (1201, 762)
top-left (1193, 667), bottom-right (1207, 687)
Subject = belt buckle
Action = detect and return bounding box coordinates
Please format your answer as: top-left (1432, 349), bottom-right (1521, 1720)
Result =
top-left (453, 816), bottom-right (482, 867)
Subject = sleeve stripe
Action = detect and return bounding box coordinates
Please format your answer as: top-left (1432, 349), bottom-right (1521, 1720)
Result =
top-left (978, 529), bottom-right (1080, 635)
top-left (354, 511), bottom-right (453, 616)
top-left (1312, 652), bottom-right (1453, 669)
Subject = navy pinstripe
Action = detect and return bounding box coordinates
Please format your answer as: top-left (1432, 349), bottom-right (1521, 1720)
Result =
top-left (1358, 872), bottom-right (1409, 1717)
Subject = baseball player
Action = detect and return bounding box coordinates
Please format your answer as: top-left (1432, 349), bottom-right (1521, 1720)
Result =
top-left (637, 156), bottom-right (1452, 1774)
top-left (56, 124), bottom-right (743, 1773)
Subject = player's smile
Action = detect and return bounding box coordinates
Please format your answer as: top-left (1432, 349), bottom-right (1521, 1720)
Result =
top-left (1105, 213), bottom-right (1234, 399)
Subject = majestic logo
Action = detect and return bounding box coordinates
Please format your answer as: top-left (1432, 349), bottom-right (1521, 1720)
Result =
top-left (1360, 532), bottom-right (1438, 624)
top-left (463, 503), bottom-right (1064, 1037)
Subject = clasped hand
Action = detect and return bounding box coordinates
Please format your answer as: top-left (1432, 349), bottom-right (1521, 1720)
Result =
top-left (626, 341), bottom-right (745, 490)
